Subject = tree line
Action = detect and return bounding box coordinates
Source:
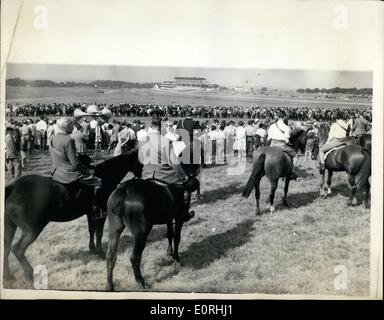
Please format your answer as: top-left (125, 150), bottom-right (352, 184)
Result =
top-left (296, 87), bottom-right (372, 95)
top-left (6, 78), bottom-right (160, 89)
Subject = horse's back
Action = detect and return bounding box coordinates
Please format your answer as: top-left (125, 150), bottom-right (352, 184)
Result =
top-left (6, 174), bottom-right (92, 223)
top-left (326, 144), bottom-right (366, 173)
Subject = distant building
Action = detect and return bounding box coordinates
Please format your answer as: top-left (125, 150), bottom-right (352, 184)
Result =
top-left (159, 77), bottom-right (218, 90)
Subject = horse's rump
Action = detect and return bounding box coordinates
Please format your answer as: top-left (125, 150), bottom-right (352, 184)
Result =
top-left (108, 179), bottom-right (182, 225)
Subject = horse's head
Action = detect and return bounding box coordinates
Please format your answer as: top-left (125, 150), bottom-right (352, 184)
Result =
top-left (290, 129), bottom-right (307, 154)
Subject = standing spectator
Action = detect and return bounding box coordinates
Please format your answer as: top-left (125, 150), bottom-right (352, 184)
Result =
top-left (20, 120), bottom-right (32, 164)
top-left (71, 123), bottom-right (89, 155)
top-left (36, 116), bottom-right (47, 150)
top-left (27, 118), bottom-right (36, 153)
top-left (215, 124), bottom-right (226, 164)
top-left (94, 121), bottom-right (103, 151)
top-left (254, 122), bottom-right (267, 149)
top-left (114, 122), bottom-right (129, 156)
top-left (107, 121), bottom-right (120, 154)
top-left (5, 124), bottom-right (22, 181)
top-left (47, 120), bottom-right (56, 148)
top-left (234, 121), bottom-right (246, 159)
top-left (351, 113), bottom-right (370, 139)
top-left (245, 120), bottom-right (255, 159)
top-left (224, 120), bottom-right (236, 160)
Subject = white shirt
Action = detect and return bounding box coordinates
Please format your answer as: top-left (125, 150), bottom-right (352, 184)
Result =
top-left (255, 128), bottom-right (267, 138)
top-left (267, 119), bottom-right (290, 141)
top-left (235, 126), bottom-right (246, 140)
top-left (36, 120), bottom-right (47, 132)
top-left (90, 119), bottom-right (98, 129)
top-left (137, 129), bottom-right (148, 142)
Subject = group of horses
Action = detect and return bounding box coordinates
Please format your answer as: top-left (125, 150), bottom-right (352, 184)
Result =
top-left (3, 124), bottom-right (371, 291)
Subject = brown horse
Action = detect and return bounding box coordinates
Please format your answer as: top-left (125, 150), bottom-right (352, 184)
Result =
top-left (242, 129), bottom-right (307, 215)
top-left (316, 123), bottom-right (370, 208)
top-left (3, 150), bottom-right (142, 282)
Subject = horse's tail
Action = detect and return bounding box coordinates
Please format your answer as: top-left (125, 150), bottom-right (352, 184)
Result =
top-left (107, 186), bottom-right (127, 217)
top-left (242, 153), bottom-right (265, 198)
top-left (357, 148), bottom-right (371, 192)
top-left (5, 184), bottom-right (14, 203)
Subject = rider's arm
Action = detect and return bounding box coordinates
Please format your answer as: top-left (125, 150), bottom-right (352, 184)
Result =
top-left (65, 139), bottom-right (90, 175)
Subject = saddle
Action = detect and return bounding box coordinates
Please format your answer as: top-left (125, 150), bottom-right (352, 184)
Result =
top-left (324, 145), bottom-right (346, 160)
top-left (52, 180), bottom-right (94, 211)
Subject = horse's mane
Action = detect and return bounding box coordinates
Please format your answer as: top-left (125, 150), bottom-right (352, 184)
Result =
top-left (95, 149), bottom-right (140, 185)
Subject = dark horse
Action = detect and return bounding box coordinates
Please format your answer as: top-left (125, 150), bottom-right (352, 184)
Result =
top-left (242, 129), bottom-right (307, 215)
top-left (4, 150), bottom-right (142, 282)
top-left (316, 123), bottom-right (371, 208)
top-left (105, 165), bottom-right (201, 291)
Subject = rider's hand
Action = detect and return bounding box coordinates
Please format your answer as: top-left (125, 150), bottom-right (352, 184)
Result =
top-left (88, 169), bottom-right (95, 175)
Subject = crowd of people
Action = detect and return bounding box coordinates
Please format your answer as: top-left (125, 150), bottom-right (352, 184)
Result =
top-left (6, 102), bottom-right (372, 122)
top-left (5, 105), bottom-right (372, 182)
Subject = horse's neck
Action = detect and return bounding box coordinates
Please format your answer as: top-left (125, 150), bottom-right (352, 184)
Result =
top-left (97, 154), bottom-right (136, 187)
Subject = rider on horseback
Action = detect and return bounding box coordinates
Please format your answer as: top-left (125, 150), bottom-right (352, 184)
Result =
top-left (267, 111), bottom-right (298, 180)
top-left (139, 116), bottom-right (195, 222)
top-left (318, 110), bottom-right (349, 172)
top-left (50, 117), bottom-right (102, 213)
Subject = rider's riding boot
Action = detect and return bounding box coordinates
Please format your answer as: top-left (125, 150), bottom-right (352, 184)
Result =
top-left (182, 191), bottom-right (195, 222)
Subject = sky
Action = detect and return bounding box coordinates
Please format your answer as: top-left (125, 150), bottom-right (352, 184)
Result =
top-left (6, 63), bottom-right (373, 90)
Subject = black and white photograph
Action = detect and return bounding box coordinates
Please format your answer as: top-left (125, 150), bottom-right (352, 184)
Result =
top-left (1, 0), bottom-right (382, 299)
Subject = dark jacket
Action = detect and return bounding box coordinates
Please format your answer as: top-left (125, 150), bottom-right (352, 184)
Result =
top-left (50, 132), bottom-right (90, 184)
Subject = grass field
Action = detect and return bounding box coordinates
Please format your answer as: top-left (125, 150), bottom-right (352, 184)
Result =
top-left (6, 86), bottom-right (371, 109)
top-left (3, 150), bottom-right (370, 296)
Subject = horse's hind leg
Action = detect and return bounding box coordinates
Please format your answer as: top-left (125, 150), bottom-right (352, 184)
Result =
top-left (106, 214), bottom-right (124, 292)
top-left (12, 228), bottom-right (43, 281)
top-left (364, 180), bottom-right (371, 209)
top-left (347, 174), bottom-right (357, 206)
top-left (269, 179), bottom-right (278, 213)
top-left (166, 222), bottom-right (174, 257)
top-left (4, 215), bottom-right (17, 280)
top-left (131, 232), bottom-right (150, 289)
top-left (173, 221), bottom-right (184, 263)
top-left (326, 170), bottom-right (333, 195)
top-left (283, 178), bottom-right (290, 207)
top-left (87, 214), bottom-right (96, 252)
top-left (254, 177), bottom-right (261, 215)
top-left (95, 216), bottom-right (107, 258)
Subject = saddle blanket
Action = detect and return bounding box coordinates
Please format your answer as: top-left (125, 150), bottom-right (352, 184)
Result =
top-left (324, 145), bottom-right (345, 160)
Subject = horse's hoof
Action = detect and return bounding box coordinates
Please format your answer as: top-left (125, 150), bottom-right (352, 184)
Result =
top-left (89, 243), bottom-right (96, 252)
top-left (270, 206), bottom-right (275, 214)
top-left (96, 250), bottom-right (106, 259)
top-left (327, 188), bottom-right (332, 195)
top-left (255, 208), bottom-right (261, 216)
top-left (351, 198), bottom-right (358, 206)
top-left (4, 272), bottom-right (15, 281)
top-left (105, 284), bottom-right (115, 292)
top-left (139, 279), bottom-right (151, 289)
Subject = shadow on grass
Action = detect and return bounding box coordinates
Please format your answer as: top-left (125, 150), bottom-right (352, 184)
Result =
top-left (198, 182), bottom-right (244, 205)
top-left (179, 218), bottom-right (255, 269)
top-left (53, 248), bottom-right (104, 263)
